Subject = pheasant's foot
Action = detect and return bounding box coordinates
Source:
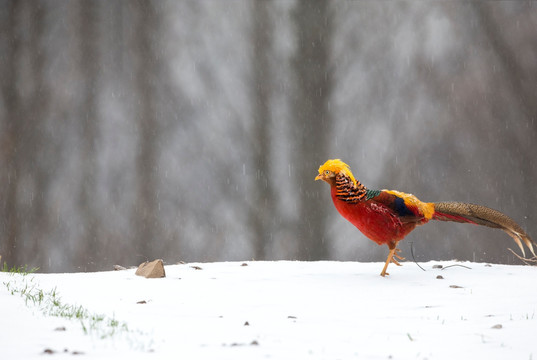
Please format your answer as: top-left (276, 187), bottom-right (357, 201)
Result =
top-left (394, 248), bottom-right (405, 260)
top-left (391, 248), bottom-right (405, 266)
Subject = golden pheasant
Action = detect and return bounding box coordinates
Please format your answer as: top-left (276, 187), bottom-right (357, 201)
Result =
top-left (316, 159), bottom-right (536, 276)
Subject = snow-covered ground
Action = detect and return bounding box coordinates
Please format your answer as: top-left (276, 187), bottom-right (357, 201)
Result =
top-left (1, 260), bottom-right (535, 359)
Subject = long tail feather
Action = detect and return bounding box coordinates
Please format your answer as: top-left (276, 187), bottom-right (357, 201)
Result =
top-left (432, 202), bottom-right (536, 258)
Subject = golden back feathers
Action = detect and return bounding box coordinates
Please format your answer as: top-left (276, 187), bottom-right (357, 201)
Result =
top-left (384, 189), bottom-right (435, 220)
top-left (318, 159), bottom-right (357, 186)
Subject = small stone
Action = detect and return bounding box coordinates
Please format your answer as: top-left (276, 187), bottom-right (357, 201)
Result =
top-left (449, 285), bottom-right (463, 288)
top-left (137, 300), bottom-right (147, 304)
top-left (432, 264), bottom-right (443, 269)
top-left (287, 315), bottom-right (297, 319)
top-left (135, 259), bottom-right (166, 278)
top-left (250, 340), bottom-right (259, 346)
top-left (113, 265), bottom-right (127, 271)
top-left (491, 324), bottom-right (503, 329)
top-left (244, 321), bottom-right (249, 326)
top-left (43, 348), bottom-right (54, 354)
top-left (241, 263), bottom-right (248, 266)
top-left (54, 326), bottom-right (66, 331)
top-left (190, 265), bottom-right (203, 270)
top-left (436, 275), bottom-right (444, 280)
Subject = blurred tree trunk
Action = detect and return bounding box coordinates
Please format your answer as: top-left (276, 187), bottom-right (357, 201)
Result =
top-left (291, 0), bottom-right (333, 260)
top-left (77, 0), bottom-right (100, 270)
top-left (1, 1), bottom-right (52, 269)
top-left (251, 0), bottom-right (275, 260)
top-left (27, 2), bottom-right (49, 269)
top-left (1, 1), bottom-right (23, 267)
top-left (132, 1), bottom-right (161, 262)
top-left (473, 3), bottom-right (537, 127)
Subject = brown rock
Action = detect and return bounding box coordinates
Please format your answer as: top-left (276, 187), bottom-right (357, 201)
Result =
top-left (135, 259), bottom-right (166, 278)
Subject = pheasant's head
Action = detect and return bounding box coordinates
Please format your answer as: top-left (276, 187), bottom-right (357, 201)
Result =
top-left (315, 159), bottom-right (357, 186)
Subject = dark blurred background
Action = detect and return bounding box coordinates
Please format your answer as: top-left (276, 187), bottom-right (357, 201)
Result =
top-left (1, 1), bottom-right (536, 272)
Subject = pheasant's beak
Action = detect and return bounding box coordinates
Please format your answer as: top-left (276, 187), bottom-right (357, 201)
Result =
top-left (315, 174), bottom-right (323, 181)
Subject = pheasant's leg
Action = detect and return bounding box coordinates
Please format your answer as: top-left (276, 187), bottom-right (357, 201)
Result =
top-left (381, 241), bottom-right (400, 276)
top-left (380, 248), bottom-right (396, 277)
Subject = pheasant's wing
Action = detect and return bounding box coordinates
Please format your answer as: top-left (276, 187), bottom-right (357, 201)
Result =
top-left (370, 190), bottom-right (433, 224)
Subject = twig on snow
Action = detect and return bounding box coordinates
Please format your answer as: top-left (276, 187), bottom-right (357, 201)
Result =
top-left (441, 264), bottom-right (472, 270)
top-left (508, 248), bottom-right (537, 266)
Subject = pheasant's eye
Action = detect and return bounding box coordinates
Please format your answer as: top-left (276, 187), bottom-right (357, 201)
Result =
top-left (324, 170), bottom-right (331, 176)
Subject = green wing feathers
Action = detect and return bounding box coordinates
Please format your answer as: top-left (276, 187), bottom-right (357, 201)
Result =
top-left (432, 201), bottom-right (536, 258)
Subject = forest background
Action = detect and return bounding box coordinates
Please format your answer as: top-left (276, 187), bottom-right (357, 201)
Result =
top-left (1, 1), bottom-right (536, 272)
